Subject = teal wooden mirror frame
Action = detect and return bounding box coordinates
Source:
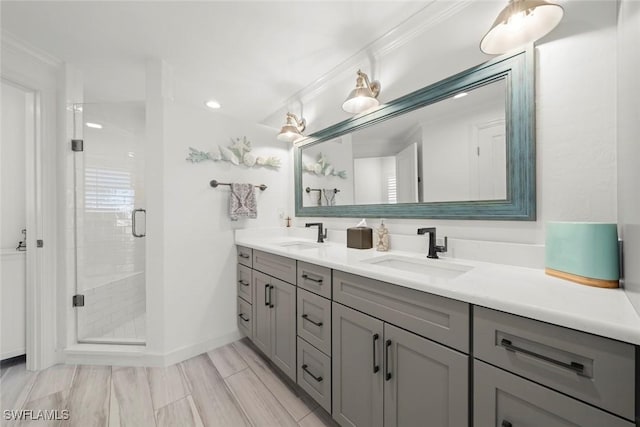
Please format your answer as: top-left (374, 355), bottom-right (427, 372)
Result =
top-left (294, 48), bottom-right (535, 220)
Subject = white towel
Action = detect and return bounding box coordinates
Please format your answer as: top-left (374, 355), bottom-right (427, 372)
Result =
top-left (323, 189), bottom-right (336, 206)
top-left (229, 183), bottom-right (257, 220)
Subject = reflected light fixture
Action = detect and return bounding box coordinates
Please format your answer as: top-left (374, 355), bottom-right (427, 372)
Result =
top-left (453, 92), bottom-right (468, 99)
top-left (85, 122), bottom-right (103, 129)
top-left (480, 0), bottom-right (564, 55)
top-left (277, 112), bottom-right (306, 143)
top-left (342, 70), bottom-right (381, 114)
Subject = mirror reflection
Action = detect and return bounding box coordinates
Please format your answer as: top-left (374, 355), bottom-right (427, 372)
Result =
top-left (301, 78), bottom-right (506, 207)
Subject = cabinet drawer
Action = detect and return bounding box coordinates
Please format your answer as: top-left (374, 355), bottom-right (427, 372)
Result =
top-left (474, 360), bottom-right (634, 427)
top-left (333, 270), bottom-right (469, 352)
top-left (237, 264), bottom-right (252, 303)
top-left (474, 306), bottom-right (635, 420)
top-left (297, 289), bottom-right (331, 356)
top-left (297, 337), bottom-right (332, 413)
top-left (237, 246), bottom-right (253, 267)
top-left (237, 297), bottom-right (252, 339)
top-left (297, 261), bottom-right (331, 299)
top-left (253, 250), bottom-right (296, 284)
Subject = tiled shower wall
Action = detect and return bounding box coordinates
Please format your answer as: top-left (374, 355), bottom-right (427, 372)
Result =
top-left (78, 272), bottom-right (145, 340)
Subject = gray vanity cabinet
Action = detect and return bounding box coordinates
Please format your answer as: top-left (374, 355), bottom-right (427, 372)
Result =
top-left (332, 302), bottom-right (384, 427)
top-left (333, 302), bottom-right (468, 427)
top-left (474, 360), bottom-right (634, 427)
top-left (383, 323), bottom-right (468, 427)
top-left (252, 270), bottom-right (297, 382)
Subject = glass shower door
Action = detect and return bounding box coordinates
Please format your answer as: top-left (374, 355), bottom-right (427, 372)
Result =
top-left (73, 102), bottom-right (146, 344)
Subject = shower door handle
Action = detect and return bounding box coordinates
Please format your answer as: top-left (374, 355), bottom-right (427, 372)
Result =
top-left (132, 209), bottom-right (146, 238)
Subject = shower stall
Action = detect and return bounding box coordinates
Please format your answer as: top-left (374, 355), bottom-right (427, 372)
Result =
top-left (72, 102), bottom-right (146, 345)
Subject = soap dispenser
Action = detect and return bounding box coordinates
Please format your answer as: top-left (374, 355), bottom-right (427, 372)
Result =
top-left (376, 219), bottom-right (389, 252)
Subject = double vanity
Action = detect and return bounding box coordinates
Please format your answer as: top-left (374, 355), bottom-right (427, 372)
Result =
top-left (235, 230), bottom-right (640, 427)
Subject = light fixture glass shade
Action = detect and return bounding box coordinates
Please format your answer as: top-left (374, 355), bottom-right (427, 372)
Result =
top-left (342, 70), bottom-right (381, 114)
top-left (277, 112), bottom-right (306, 143)
top-left (480, 0), bottom-right (564, 55)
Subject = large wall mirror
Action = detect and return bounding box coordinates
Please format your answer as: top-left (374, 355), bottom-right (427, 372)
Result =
top-left (294, 48), bottom-right (535, 220)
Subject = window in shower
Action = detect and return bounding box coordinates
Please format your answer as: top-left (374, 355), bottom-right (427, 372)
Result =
top-left (73, 102), bottom-right (146, 345)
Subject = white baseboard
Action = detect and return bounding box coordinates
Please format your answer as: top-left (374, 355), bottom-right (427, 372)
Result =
top-left (63, 330), bottom-right (243, 367)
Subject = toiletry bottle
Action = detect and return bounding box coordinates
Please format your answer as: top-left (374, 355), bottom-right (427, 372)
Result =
top-left (376, 219), bottom-right (389, 252)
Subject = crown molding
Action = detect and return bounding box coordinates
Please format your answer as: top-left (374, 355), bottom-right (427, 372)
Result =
top-left (261, 0), bottom-right (474, 127)
top-left (2, 30), bottom-right (63, 68)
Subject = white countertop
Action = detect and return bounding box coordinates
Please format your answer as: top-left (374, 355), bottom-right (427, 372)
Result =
top-left (236, 229), bottom-right (640, 345)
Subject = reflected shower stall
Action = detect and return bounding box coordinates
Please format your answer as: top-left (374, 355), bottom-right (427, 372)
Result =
top-left (72, 102), bottom-right (146, 345)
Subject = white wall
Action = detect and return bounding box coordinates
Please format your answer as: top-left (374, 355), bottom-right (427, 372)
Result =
top-left (617, 1), bottom-right (640, 314)
top-left (161, 101), bottom-right (292, 357)
top-left (1, 82), bottom-right (27, 249)
top-left (354, 157), bottom-right (395, 205)
top-left (296, 3), bottom-right (618, 247)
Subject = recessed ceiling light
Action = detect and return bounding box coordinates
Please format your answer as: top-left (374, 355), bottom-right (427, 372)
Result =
top-left (205, 100), bottom-right (221, 110)
top-left (85, 122), bottom-right (103, 129)
top-left (453, 92), bottom-right (468, 99)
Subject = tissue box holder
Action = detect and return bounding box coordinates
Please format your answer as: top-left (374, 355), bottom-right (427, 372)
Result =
top-left (545, 222), bottom-right (619, 288)
top-left (347, 227), bottom-right (373, 249)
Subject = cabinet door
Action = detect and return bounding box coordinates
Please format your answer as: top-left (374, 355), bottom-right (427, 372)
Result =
top-left (384, 324), bottom-right (468, 427)
top-left (332, 303), bottom-right (383, 427)
top-left (474, 360), bottom-right (634, 427)
top-left (270, 277), bottom-right (297, 382)
top-left (252, 270), bottom-right (271, 356)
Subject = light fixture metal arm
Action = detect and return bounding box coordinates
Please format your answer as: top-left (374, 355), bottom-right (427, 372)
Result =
top-left (357, 70), bottom-right (381, 98)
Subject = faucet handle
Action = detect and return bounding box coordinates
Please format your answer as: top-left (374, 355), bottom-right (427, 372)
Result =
top-left (435, 236), bottom-right (448, 254)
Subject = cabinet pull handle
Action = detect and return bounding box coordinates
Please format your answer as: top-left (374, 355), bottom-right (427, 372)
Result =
top-left (238, 314), bottom-right (250, 322)
top-left (239, 253), bottom-right (250, 259)
top-left (501, 421), bottom-right (512, 427)
top-left (264, 284), bottom-right (270, 306)
top-left (269, 285), bottom-right (274, 308)
top-left (301, 274), bottom-right (323, 284)
top-left (301, 314), bottom-right (323, 327)
top-left (372, 333), bottom-right (380, 373)
top-left (301, 364), bottom-right (323, 382)
top-left (385, 339), bottom-right (392, 381)
top-left (238, 280), bottom-right (249, 286)
top-left (500, 339), bottom-right (585, 376)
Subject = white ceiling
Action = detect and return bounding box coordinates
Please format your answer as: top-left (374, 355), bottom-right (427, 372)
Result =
top-left (0, 0), bottom-right (617, 131)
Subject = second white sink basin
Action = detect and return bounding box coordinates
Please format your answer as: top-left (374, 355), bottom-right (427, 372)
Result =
top-left (362, 255), bottom-right (472, 279)
top-left (277, 241), bottom-right (320, 250)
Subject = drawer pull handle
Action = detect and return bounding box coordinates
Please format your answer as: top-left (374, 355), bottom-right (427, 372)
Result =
top-left (301, 364), bottom-right (323, 382)
top-left (500, 339), bottom-right (585, 375)
top-left (385, 339), bottom-right (392, 381)
top-left (269, 285), bottom-right (274, 308)
top-left (501, 421), bottom-right (512, 427)
top-left (301, 314), bottom-right (323, 327)
top-left (238, 280), bottom-right (249, 286)
top-left (301, 274), bottom-right (323, 284)
top-left (238, 314), bottom-right (250, 322)
top-left (239, 253), bottom-right (250, 259)
top-left (372, 333), bottom-right (380, 373)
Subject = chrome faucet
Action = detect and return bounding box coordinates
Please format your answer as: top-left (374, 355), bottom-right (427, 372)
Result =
top-left (417, 227), bottom-right (447, 259)
top-left (305, 222), bottom-right (327, 243)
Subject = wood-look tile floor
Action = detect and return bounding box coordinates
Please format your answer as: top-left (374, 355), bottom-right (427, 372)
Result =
top-left (0, 339), bottom-right (338, 427)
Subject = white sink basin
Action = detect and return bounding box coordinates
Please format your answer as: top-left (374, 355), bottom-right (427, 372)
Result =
top-left (277, 241), bottom-right (320, 250)
top-left (362, 255), bottom-right (472, 279)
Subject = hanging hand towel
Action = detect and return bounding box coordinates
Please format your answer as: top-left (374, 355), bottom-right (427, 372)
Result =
top-left (323, 189), bottom-right (336, 206)
top-left (229, 183), bottom-right (257, 221)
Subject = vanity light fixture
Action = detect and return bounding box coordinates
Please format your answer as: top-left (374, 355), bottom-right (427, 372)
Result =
top-left (205, 100), bottom-right (221, 110)
top-left (277, 112), bottom-right (306, 143)
top-left (480, 0), bottom-right (564, 55)
top-left (342, 70), bottom-right (381, 114)
top-left (85, 122), bottom-right (103, 129)
top-left (453, 92), bottom-right (468, 99)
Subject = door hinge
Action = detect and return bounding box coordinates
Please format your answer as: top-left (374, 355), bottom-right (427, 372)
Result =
top-left (71, 139), bottom-right (84, 152)
top-left (72, 294), bottom-right (85, 307)
top-left (36, 239), bottom-right (43, 248)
